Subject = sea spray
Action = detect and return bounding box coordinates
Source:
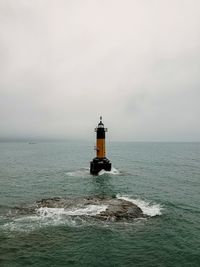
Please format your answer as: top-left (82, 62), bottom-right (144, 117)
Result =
top-left (66, 167), bottom-right (120, 177)
top-left (66, 167), bottom-right (90, 177)
top-left (1, 204), bottom-right (108, 233)
top-left (117, 194), bottom-right (162, 217)
top-left (98, 167), bottom-right (120, 176)
top-left (37, 205), bottom-right (108, 217)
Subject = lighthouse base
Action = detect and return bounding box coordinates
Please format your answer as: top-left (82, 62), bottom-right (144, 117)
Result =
top-left (90, 157), bottom-right (112, 175)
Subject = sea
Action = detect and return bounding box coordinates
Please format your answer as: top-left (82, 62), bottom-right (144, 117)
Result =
top-left (0, 141), bottom-right (199, 267)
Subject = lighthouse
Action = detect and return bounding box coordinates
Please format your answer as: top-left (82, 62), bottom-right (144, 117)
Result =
top-left (90, 117), bottom-right (112, 175)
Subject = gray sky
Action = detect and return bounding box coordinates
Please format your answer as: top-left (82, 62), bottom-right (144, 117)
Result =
top-left (0, 0), bottom-right (200, 141)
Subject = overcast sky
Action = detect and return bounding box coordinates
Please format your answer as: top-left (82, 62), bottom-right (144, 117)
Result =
top-left (0, 0), bottom-right (200, 141)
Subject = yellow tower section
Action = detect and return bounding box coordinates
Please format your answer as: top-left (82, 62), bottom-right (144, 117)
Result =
top-left (96, 138), bottom-right (105, 158)
top-left (95, 116), bottom-right (107, 159)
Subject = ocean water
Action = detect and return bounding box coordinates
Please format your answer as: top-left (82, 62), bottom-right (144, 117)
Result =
top-left (0, 141), bottom-right (199, 267)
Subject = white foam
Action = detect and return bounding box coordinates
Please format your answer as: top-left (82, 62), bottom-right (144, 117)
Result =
top-left (2, 215), bottom-right (45, 232)
top-left (98, 167), bottom-right (120, 176)
top-left (66, 168), bottom-right (90, 177)
top-left (37, 205), bottom-right (107, 217)
top-left (117, 194), bottom-right (162, 217)
top-left (66, 167), bottom-right (120, 177)
top-left (1, 204), bottom-right (108, 233)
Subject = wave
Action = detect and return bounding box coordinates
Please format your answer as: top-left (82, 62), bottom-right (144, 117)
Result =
top-left (116, 194), bottom-right (162, 217)
top-left (98, 167), bottom-right (120, 176)
top-left (1, 195), bottom-right (162, 233)
top-left (1, 204), bottom-right (108, 233)
top-left (66, 167), bottom-right (120, 177)
top-left (37, 205), bottom-right (108, 217)
top-left (65, 167), bottom-right (90, 177)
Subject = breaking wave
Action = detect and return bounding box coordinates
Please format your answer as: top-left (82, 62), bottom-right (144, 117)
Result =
top-left (1, 204), bottom-right (108, 233)
top-left (66, 167), bottom-right (90, 177)
top-left (117, 194), bottom-right (162, 217)
top-left (98, 167), bottom-right (120, 176)
top-left (1, 195), bottom-right (162, 233)
top-left (37, 205), bottom-right (108, 217)
top-left (66, 167), bottom-right (120, 177)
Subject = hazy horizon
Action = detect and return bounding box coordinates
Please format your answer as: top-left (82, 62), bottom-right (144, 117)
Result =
top-left (0, 136), bottom-right (199, 143)
top-left (1, 0), bottom-right (200, 142)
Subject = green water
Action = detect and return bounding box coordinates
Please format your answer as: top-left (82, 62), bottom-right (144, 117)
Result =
top-left (0, 142), bottom-right (199, 266)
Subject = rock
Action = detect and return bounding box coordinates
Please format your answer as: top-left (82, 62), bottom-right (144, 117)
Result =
top-left (95, 198), bottom-right (143, 221)
top-left (36, 196), bottom-right (143, 221)
top-left (12, 196), bottom-right (143, 222)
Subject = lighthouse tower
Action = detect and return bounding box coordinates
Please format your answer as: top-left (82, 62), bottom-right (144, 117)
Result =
top-left (90, 117), bottom-right (112, 175)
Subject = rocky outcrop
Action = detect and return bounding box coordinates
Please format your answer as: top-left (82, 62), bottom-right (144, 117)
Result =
top-left (36, 196), bottom-right (143, 221)
top-left (95, 198), bottom-right (143, 221)
top-left (7, 196), bottom-right (143, 222)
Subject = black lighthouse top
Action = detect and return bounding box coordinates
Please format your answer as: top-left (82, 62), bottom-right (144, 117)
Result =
top-left (98, 116), bottom-right (104, 128)
top-left (95, 116), bottom-right (107, 138)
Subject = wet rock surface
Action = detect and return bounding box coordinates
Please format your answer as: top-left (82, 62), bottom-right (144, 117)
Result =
top-left (36, 196), bottom-right (144, 221)
top-left (96, 199), bottom-right (143, 221)
top-left (7, 196), bottom-right (144, 222)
